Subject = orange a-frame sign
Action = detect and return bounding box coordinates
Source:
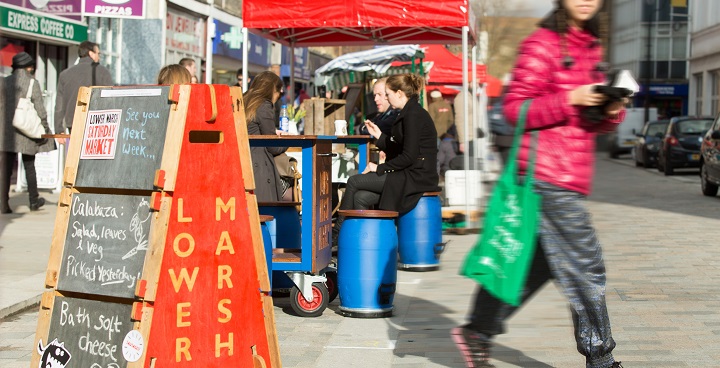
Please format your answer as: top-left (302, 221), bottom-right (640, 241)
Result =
top-left (32, 84), bottom-right (280, 368)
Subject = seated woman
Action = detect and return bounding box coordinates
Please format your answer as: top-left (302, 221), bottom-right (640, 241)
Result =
top-left (243, 71), bottom-right (288, 201)
top-left (333, 73), bottom-right (440, 243)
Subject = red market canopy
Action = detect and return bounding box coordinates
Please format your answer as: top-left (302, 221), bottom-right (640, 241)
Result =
top-left (242, 0), bottom-right (476, 47)
top-left (395, 45), bottom-right (503, 97)
top-left (421, 44), bottom-right (484, 84)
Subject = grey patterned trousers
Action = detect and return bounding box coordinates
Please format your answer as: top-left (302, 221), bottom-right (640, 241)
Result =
top-left (469, 181), bottom-right (616, 368)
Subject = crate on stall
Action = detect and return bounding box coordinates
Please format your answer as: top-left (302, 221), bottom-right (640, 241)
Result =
top-left (303, 98), bottom-right (346, 135)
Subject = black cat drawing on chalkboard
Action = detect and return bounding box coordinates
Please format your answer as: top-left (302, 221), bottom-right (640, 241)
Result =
top-left (37, 338), bottom-right (71, 368)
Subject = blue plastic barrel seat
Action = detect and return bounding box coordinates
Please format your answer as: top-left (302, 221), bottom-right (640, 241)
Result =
top-left (337, 209), bottom-right (398, 318)
top-left (259, 215), bottom-right (274, 285)
top-left (397, 192), bottom-right (443, 271)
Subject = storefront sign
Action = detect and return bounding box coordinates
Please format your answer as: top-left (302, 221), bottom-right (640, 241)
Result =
top-left (281, 46), bottom-right (310, 80)
top-left (166, 9), bottom-right (204, 56)
top-left (639, 84), bottom-right (689, 96)
top-left (3, 0), bottom-right (81, 21)
top-left (83, 0), bottom-right (145, 19)
top-left (212, 20), bottom-right (271, 67)
top-left (1, 5), bottom-right (87, 43)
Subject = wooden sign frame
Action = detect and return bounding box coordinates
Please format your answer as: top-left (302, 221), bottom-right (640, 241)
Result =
top-left (33, 85), bottom-right (280, 368)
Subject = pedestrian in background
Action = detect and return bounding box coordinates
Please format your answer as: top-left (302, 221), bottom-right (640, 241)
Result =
top-left (157, 64), bottom-right (192, 85)
top-left (1, 52), bottom-right (56, 213)
top-left (488, 97), bottom-right (514, 166)
top-left (452, 1), bottom-right (626, 368)
top-left (179, 58), bottom-right (198, 83)
top-left (54, 41), bottom-right (113, 136)
top-left (243, 71), bottom-right (288, 201)
top-left (235, 68), bottom-right (251, 87)
top-left (453, 87), bottom-right (474, 153)
top-left (428, 89), bottom-right (454, 141)
top-left (361, 77), bottom-right (398, 139)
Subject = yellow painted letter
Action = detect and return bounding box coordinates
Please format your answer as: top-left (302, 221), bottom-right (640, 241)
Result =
top-left (218, 265), bottom-right (233, 289)
top-left (168, 267), bottom-right (199, 293)
top-left (173, 233), bottom-right (195, 258)
top-left (218, 299), bottom-right (232, 323)
top-left (216, 197), bottom-right (236, 221)
top-left (177, 198), bottom-right (192, 222)
top-left (176, 302), bottom-right (191, 327)
top-left (215, 333), bottom-right (234, 357)
top-left (215, 231), bottom-right (235, 255)
top-left (176, 337), bottom-right (191, 362)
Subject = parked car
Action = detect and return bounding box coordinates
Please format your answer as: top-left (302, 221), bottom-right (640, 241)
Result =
top-left (608, 107), bottom-right (657, 158)
top-left (657, 116), bottom-right (715, 176)
top-left (700, 114), bottom-right (720, 197)
top-left (633, 119), bottom-right (669, 168)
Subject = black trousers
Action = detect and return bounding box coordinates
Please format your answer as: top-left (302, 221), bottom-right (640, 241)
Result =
top-left (1, 152), bottom-right (39, 210)
top-left (334, 172), bottom-right (387, 234)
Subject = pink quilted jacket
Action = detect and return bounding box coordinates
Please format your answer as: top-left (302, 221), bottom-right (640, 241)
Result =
top-left (503, 27), bottom-right (625, 195)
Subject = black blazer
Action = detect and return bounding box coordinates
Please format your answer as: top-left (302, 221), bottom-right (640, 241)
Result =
top-left (376, 98), bottom-right (440, 214)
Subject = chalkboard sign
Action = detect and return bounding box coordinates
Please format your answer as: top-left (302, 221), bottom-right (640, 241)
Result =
top-left (41, 296), bottom-right (135, 367)
top-left (343, 83), bottom-right (364, 122)
top-left (57, 193), bottom-right (151, 299)
top-left (75, 87), bottom-right (172, 190)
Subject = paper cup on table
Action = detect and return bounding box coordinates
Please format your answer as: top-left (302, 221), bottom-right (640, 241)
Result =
top-left (334, 120), bottom-right (348, 136)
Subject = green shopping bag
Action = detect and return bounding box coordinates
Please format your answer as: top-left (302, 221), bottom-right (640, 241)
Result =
top-left (460, 100), bottom-right (540, 306)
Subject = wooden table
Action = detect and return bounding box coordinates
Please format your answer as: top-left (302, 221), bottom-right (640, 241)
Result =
top-left (249, 135), bottom-right (335, 274)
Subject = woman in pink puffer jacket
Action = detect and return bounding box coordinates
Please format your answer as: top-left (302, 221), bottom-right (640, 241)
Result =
top-left (452, 1), bottom-right (627, 368)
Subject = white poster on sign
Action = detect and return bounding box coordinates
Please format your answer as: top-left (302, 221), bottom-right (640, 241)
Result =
top-left (80, 109), bottom-right (122, 160)
top-left (17, 150), bottom-right (60, 191)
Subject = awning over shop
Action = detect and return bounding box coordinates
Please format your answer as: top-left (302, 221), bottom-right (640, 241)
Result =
top-left (320, 62), bottom-right (433, 93)
top-left (314, 45), bottom-right (432, 92)
top-left (316, 45), bottom-right (424, 76)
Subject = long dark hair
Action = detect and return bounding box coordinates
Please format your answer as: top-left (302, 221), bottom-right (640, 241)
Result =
top-left (243, 71), bottom-right (283, 123)
top-left (538, 1), bottom-right (602, 38)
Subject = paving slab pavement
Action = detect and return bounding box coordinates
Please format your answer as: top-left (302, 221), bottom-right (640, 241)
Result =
top-left (2, 156), bottom-right (720, 367)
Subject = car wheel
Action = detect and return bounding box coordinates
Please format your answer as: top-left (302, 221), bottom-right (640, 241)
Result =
top-left (642, 151), bottom-right (653, 168)
top-left (663, 157), bottom-right (674, 176)
top-left (701, 163), bottom-right (719, 197)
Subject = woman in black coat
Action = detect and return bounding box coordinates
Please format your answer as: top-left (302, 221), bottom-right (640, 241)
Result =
top-left (334, 73), bottom-right (440, 240)
top-left (243, 71), bottom-right (287, 201)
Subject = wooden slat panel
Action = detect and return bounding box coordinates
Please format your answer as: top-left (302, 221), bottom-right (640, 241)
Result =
top-left (246, 194), bottom-right (271, 292)
top-left (230, 86), bottom-right (256, 191)
top-left (158, 84), bottom-right (190, 191)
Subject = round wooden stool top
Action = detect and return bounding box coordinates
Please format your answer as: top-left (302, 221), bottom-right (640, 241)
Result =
top-left (338, 209), bottom-right (398, 218)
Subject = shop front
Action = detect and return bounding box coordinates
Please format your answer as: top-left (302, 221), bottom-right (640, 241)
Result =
top-left (634, 83), bottom-right (689, 119)
top-left (281, 46), bottom-right (310, 100)
top-left (212, 19), bottom-right (271, 86)
top-left (1, 3), bottom-right (88, 192)
top-left (165, 6), bottom-right (206, 82)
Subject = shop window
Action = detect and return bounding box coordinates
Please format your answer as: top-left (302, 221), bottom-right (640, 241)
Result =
top-left (670, 61), bottom-right (686, 79)
top-left (711, 70), bottom-right (720, 117)
top-left (694, 73), bottom-right (703, 115)
top-left (88, 17), bottom-right (121, 83)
